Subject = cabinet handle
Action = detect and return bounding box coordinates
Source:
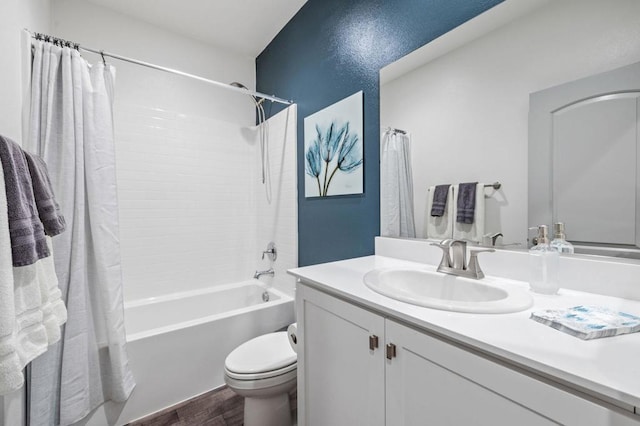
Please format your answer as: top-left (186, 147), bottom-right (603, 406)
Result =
top-left (386, 343), bottom-right (397, 360)
top-left (369, 335), bottom-right (379, 350)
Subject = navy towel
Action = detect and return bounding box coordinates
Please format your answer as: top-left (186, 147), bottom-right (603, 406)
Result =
top-left (0, 135), bottom-right (50, 266)
top-left (456, 182), bottom-right (478, 224)
top-left (24, 152), bottom-right (66, 237)
top-left (430, 184), bottom-right (451, 217)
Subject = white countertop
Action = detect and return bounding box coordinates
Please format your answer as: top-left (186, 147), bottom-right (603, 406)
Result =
top-left (289, 255), bottom-right (640, 413)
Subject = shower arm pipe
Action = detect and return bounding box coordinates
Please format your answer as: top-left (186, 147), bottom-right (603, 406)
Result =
top-left (25, 29), bottom-right (293, 106)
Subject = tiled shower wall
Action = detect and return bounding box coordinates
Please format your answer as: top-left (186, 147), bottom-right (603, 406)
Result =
top-left (114, 102), bottom-right (297, 302)
top-left (255, 106), bottom-right (298, 296)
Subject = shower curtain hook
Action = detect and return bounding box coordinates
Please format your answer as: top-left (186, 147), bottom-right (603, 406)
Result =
top-left (100, 50), bottom-right (106, 66)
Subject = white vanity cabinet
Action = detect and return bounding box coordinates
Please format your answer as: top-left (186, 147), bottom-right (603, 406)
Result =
top-left (296, 282), bottom-right (640, 426)
top-left (297, 283), bottom-right (385, 426)
top-left (384, 319), bottom-right (556, 425)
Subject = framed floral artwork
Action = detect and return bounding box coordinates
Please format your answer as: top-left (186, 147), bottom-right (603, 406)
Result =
top-left (304, 91), bottom-right (363, 197)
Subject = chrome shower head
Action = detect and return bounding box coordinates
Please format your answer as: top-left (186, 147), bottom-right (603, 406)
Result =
top-left (230, 81), bottom-right (249, 90)
top-left (230, 82), bottom-right (264, 105)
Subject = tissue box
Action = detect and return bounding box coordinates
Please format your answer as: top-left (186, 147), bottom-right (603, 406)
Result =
top-left (530, 305), bottom-right (640, 340)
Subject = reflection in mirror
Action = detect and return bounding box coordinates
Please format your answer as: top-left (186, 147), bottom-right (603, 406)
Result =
top-left (379, 0), bottom-right (640, 258)
top-left (529, 61), bottom-right (640, 258)
top-left (380, 128), bottom-right (416, 238)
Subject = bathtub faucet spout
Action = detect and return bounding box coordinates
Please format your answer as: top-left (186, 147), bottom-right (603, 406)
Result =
top-left (254, 268), bottom-right (275, 279)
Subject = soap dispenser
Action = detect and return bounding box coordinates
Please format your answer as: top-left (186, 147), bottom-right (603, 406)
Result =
top-left (529, 225), bottom-right (559, 295)
top-left (550, 222), bottom-right (574, 254)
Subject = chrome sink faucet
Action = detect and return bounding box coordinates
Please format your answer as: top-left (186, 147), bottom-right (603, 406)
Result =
top-left (254, 268), bottom-right (275, 279)
top-left (431, 239), bottom-right (494, 279)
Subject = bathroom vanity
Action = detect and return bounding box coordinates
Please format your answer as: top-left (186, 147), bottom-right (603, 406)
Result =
top-left (289, 239), bottom-right (640, 426)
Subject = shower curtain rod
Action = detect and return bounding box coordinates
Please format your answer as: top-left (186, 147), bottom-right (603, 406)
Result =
top-left (25, 29), bottom-right (293, 106)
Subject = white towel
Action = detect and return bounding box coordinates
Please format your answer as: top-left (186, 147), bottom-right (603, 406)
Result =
top-left (11, 262), bottom-right (49, 367)
top-left (0, 158), bottom-right (24, 395)
top-left (12, 240), bottom-right (67, 368)
top-left (425, 185), bottom-right (454, 240)
top-left (453, 183), bottom-right (486, 243)
top-left (32, 238), bottom-right (67, 342)
top-left (0, 160), bottom-right (67, 396)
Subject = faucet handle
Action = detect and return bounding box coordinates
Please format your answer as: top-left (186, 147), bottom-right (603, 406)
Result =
top-left (261, 242), bottom-right (277, 261)
top-left (430, 242), bottom-right (452, 268)
top-left (436, 238), bottom-right (455, 246)
top-left (430, 241), bottom-right (448, 249)
top-left (469, 248), bottom-right (495, 255)
top-left (482, 232), bottom-right (504, 246)
top-left (466, 248), bottom-right (495, 279)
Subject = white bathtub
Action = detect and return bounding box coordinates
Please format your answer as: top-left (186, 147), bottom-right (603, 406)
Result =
top-left (76, 280), bottom-right (294, 426)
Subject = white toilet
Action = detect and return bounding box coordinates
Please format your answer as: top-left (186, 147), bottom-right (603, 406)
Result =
top-left (224, 331), bottom-right (297, 426)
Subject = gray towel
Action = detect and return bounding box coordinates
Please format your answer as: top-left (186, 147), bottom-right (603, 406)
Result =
top-left (430, 184), bottom-right (451, 217)
top-left (456, 182), bottom-right (478, 224)
top-left (24, 152), bottom-right (66, 237)
top-left (0, 135), bottom-right (50, 266)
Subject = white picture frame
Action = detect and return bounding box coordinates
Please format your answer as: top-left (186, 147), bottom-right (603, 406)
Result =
top-left (303, 91), bottom-right (364, 197)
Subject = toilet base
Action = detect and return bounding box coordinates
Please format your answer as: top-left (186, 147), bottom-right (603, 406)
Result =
top-left (244, 393), bottom-right (292, 426)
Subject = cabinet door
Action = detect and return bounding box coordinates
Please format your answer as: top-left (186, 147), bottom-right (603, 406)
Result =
top-left (297, 284), bottom-right (385, 426)
top-left (385, 320), bottom-right (639, 426)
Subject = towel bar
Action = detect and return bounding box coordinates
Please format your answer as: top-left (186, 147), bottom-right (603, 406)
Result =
top-left (484, 182), bottom-right (501, 190)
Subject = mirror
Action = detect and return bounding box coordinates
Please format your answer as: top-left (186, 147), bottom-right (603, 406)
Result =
top-left (529, 61), bottom-right (640, 258)
top-left (379, 0), bottom-right (640, 257)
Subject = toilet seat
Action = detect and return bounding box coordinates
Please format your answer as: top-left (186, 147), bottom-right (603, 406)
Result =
top-left (224, 364), bottom-right (297, 392)
top-left (224, 331), bottom-right (297, 381)
top-left (224, 330), bottom-right (298, 426)
top-left (225, 361), bottom-right (296, 381)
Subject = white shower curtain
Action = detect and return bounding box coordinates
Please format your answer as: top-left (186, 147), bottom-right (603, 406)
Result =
top-left (380, 131), bottom-right (416, 238)
top-left (25, 40), bottom-right (135, 425)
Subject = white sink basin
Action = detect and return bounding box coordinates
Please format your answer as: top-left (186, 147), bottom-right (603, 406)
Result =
top-left (363, 268), bottom-right (533, 314)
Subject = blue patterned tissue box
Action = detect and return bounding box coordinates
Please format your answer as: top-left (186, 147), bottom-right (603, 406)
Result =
top-left (530, 305), bottom-right (640, 340)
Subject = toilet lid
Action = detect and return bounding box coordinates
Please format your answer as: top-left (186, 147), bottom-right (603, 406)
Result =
top-left (225, 331), bottom-right (297, 374)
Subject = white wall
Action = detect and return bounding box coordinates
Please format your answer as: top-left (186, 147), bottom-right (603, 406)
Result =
top-left (111, 102), bottom-right (297, 301)
top-left (381, 0), bottom-right (640, 246)
top-left (113, 103), bottom-right (259, 301)
top-left (0, 0), bottom-right (51, 142)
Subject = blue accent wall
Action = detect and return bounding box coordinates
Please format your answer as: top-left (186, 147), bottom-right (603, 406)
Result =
top-left (257, 0), bottom-right (503, 266)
